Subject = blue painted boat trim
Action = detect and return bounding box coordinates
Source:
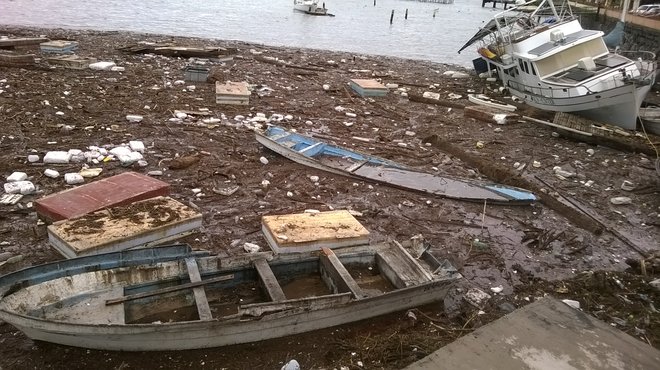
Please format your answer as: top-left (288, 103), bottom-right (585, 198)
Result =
top-left (0, 244), bottom-right (208, 295)
top-left (261, 126), bottom-right (538, 204)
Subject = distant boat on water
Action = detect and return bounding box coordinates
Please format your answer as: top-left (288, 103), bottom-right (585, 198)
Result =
top-left (293, 0), bottom-right (333, 16)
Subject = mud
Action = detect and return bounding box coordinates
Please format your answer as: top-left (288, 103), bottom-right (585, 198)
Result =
top-left (0, 26), bottom-right (658, 369)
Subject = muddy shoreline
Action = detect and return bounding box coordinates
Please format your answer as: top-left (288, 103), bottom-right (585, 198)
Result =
top-left (0, 26), bottom-right (658, 369)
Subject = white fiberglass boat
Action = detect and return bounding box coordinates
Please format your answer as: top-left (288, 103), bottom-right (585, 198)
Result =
top-left (459, 0), bottom-right (657, 130)
top-left (294, 0), bottom-right (329, 16)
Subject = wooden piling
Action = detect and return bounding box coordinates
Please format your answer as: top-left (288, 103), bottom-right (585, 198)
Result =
top-left (433, 9), bottom-right (437, 18)
top-left (390, 10), bottom-right (394, 24)
top-left (405, 9), bottom-right (409, 19)
top-left (374, 0), bottom-right (376, 6)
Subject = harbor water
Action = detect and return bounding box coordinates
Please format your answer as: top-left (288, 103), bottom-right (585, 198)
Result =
top-left (0, 0), bottom-right (501, 67)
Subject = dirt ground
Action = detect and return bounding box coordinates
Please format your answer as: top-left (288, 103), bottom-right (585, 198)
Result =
top-left (0, 27), bottom-right (658, 370)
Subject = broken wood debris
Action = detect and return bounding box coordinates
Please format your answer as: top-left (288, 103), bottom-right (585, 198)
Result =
top-left (253, 55), bottom-right (326, 72)
top-left (464, 105), bottom-right (518, 125)
top-left (0, 37), bottom-right (49, 49)
top-left (0, 52), bottom-right (35, 68)
top-left (118, 43), bottom-right (237, 58)
top-left (47, 55), bottom-right (97, 69)
top-left (40, 40), bottom-right (79, 54)
top-left (407, 92), bottom-right (466, 109)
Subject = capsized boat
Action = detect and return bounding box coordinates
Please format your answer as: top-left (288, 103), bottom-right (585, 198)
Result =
top-left (0, 242), bottom-right (460, 351)
top-left (459, 0), bottom-right (657, 130)
top-left (294, 0), bottom-right (330, 16)
top-left (256, 125), bottom-right (537, 205)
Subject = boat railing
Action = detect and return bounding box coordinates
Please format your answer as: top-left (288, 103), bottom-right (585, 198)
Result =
top-left (506, 72), bottom-right (632, 99)
top-left (617, 50), bottom-right (657, 82)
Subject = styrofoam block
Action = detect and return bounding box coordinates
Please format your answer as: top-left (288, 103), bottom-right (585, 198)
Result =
top-left (126, 115), bottom-right (143, 123)
top-left (43, 151), bottom-right (71, 164)
top-left (129, 140), bottom-right (145, 153)
top-left (110, 146), bottom-right (132, 157)
top-left (64, 173), bottom-right (84, 185)
top-left (4, 181), bottom-right (35, 195)
top-left (6, 172), bottom-right (28, 182)
top-left (89, 61), bottom-right (116, 70)
top-left (44, 169), bottom-right (60, 178)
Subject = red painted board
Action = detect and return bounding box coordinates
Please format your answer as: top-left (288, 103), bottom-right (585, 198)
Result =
top-left (35, 172), bottom-right (170, 223)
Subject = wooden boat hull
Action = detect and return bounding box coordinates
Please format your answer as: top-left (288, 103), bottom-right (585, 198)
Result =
top-left (255, 126), bottom-right (537, 204)
top-left (4, 278), bottom-right (453, 351)
top-left (0, 243), bottom-right (460, 351)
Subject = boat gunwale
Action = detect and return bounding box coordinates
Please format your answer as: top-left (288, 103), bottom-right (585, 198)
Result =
top-left (255, 126), bottom-right (538, 204)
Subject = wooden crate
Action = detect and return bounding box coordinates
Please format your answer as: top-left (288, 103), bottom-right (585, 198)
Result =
top-left (47, 196), bottom-right (202, 258)
top-left (349, 79), bottom-right (388, 97)
top-left (47, 55), bottom-right (97, 69)
top-left (215, 81), bottom-right (250, 105)
top-left (262, 210), bottom-right (370, 254)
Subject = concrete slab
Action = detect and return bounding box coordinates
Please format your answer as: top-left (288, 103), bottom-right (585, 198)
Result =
top-left (261, 210), bottom-right (369, 254)
top-left (35, 172), bottom-right (170, 223)
top-left (47, 196), bottom-right (202, 258)
top-left (405, 297), bottom-right (660, 370)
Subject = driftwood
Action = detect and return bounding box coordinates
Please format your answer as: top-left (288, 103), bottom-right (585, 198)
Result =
top-left (119, 44), bottom-right (236, 58)
top-left (407, 93), bottom-right (466, 109)
top-left (0, 37), bottom-right (49, 49)
top-left (0, 53), bottom-right (35, 67)
top-left (464, 105), bottom-right (518, 125)
top-left (253, 55), bottom-right (326, 72)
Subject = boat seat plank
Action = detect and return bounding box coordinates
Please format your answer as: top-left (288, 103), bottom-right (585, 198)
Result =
top-left (319, 248), bottom-right (364, 298)
top-left (298, 142), bottom-right (324, 155)
top-left (254, 258), bottom-right (287, 302)
top-left (376, 242), bottom-right (433, 288)
top-left (105, 274), bottom-right (233, 305)
top-left (346, 160), bottom-right (369, 173)
top-left (185, 258), bottom-right (213, 321)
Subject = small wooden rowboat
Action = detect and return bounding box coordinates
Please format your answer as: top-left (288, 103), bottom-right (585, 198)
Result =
top-left (255, 125), bottom-right (537, 204)
top-left (0, 242), bottom-right (459, 351)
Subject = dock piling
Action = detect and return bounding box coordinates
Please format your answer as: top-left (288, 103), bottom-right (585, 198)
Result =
top-left (390, 10), bottom-right (394, 24)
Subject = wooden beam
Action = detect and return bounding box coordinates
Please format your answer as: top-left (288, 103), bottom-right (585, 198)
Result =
top-left (185, 258), bottom-right (213, 320)
top-left (105, 274), bottom-right (233, 306)
top-left (254, 258), bottom-right (287, 302)
top-left (0, 37), bottom-right (49, 49)
top-left (319, 248), bottom-right (365, 298)
top-left (0, 53), bottom-right (35, 67)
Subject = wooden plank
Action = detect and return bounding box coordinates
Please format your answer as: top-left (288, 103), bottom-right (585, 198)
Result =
top-left (0, 37), bottom-right (49, 48)
top-left (261, 210), bottom-right (370, 253)
top-left (346, 160), bottom-right (368, 173)
top-left (185, 258), bottom-right (213, 321)
top-left (376, 242), bottom-right (433, 288)
top-left (0, 53), bottom-right (35, 67)
top-left (319, 248), bottom-right (364, 298)
top-left (105, 274), bottom-right (233, 305)
top-left (47, 196), bottom-right (202, 258)
top-left (253, 258), bottom-right (286, 302)
top-left (35, 171), bottom-right (170, 223)
top-left (464, 105), bottom-right (518, 125)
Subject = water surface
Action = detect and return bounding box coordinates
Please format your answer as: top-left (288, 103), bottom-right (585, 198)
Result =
top-left (0, 0), bottom-right (500, 66)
